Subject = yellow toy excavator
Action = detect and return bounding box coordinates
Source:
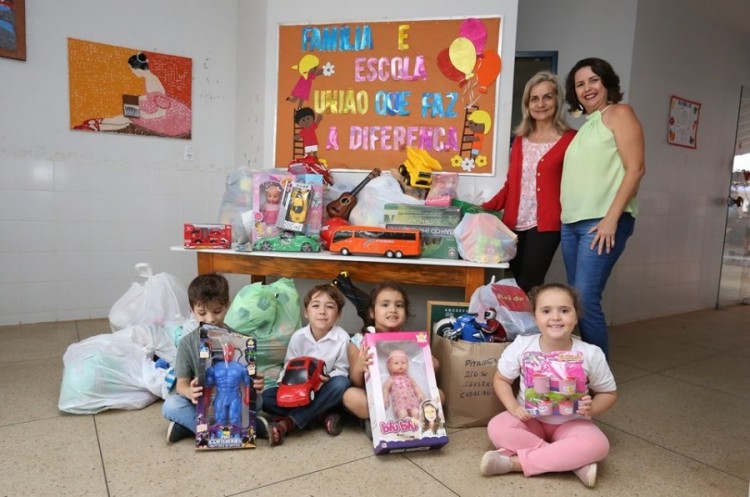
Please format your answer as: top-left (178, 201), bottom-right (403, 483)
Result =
top-left (397, 146), bottom-right (443, 189)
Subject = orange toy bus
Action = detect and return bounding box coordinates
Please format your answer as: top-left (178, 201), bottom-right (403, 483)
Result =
top-left (329, 226), bottom-right (422, 258)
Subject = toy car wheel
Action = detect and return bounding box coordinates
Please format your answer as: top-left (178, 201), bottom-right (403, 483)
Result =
top-left (435, 321), bottom-right (455, 338)
top-left (385, 250), bottom-right (395, 258)
top-left (301, 242), bottom-right (312, 252)
top-left (309, 389), bottom-right (316, 402)
top-left (340, 248), bottom-right (350, 256)
top-left (395, 251), bottom-right (403, 258)
top-left (260, 241), bottom-right (272, 251)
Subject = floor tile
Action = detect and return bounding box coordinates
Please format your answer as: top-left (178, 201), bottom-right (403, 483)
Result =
top-left (0, 321), bottom-right (79, 363)
top-left (0, 357), bottom-right (64, 425)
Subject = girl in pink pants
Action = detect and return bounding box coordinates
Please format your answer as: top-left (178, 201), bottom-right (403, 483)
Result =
top-left (480, 283), bottom-right (618, 488)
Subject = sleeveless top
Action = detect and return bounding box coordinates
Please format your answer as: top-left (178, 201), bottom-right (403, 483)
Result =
top-left (561, 109), bottom-right (638, 223)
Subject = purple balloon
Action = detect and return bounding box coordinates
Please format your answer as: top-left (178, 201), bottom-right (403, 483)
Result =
top-left (459, 18), bottom-right (488, 55)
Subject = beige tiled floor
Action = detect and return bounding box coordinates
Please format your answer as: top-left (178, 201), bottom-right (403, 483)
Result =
top-left (1, 307), bottom-right (749, 497)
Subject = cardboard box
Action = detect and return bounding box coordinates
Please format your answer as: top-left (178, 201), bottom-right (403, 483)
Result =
top-left (383, 204), bottom-right (462, 227)
top-left (195, 324), bottom-right (258, 450)
top-left (386, 223), bottom-right (459, 259)
top-left (363, 331), bottom-right (449, 454)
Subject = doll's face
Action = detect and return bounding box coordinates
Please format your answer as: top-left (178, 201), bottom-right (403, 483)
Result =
top-left (388, 355), bottom-right (409, 375)
top-left (423, 404), bottom-right (437, 421)
top-left (266, 186), bottom-right (281, 204)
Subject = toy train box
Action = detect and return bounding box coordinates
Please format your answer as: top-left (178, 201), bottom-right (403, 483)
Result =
top-left (363, 331), bottom-right (449, 455)
top-left (184, 223), bottom-right (232, 249)
top-left (195, 324), bottom-right (258, 450)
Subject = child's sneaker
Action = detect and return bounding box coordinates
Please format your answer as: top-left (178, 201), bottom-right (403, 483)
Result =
top-left (323, 412), bottom-right (343, 436)
top-left (573, 463), bottom-right (597, 488)
top-left (166, 421), bottom-right (193, 444)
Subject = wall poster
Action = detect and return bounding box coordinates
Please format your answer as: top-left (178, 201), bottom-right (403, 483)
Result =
top-left (667, 95), bottom-right (701, 149)
top-left (275, 17), bottom-right (502, 174)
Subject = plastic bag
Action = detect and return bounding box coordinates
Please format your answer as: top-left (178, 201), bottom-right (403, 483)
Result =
top-left (108, 263), bottom-right (191, 332)
top-left (219, 168), bottom-right (254, 244)
top-left (58, 331), bottom-right (169, 414)
top-left (468, 276), bottom-right (539, 340)
top-left (349, 174), bottom-right (422, 226)
top-left (224, 278), bottom-right (301, 388)
top-left (454, 213), bottom-right (517, 263)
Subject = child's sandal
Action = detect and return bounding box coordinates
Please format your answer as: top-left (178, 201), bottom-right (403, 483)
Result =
top-left (270, 416), bottom-right (294, 446)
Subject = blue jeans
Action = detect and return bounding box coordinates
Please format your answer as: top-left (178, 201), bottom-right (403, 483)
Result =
top-left (561, 214), bottom-right (635, 359)
top-left (261, 375), bottom-right (350, 429)
top-left (162, 391), bottom-right (267, 437)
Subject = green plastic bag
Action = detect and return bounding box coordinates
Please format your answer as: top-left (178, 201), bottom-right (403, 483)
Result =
top-left (224, 278), bottom-right (301, 388)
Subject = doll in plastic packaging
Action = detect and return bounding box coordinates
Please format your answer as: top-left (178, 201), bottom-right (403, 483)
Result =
top-left (382, 349), bottom-right (425, 420)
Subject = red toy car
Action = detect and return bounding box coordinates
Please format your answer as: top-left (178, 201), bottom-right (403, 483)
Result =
top-left (276, 356), bottom-right (328, 408)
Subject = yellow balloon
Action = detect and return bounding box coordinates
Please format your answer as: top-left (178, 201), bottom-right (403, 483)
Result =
top-left (449, 37), bottom-right (477, 78)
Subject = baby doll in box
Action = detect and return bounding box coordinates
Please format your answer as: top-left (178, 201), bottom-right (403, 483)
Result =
top-left (364, 331), bottom-right (448, 454)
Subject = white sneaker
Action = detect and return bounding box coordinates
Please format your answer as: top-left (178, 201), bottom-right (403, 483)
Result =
top-left (573, 463), bottom-right (597, 488)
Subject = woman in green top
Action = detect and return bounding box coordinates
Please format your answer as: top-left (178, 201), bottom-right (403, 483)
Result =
top-left (560, 58), bottom-right (645, 359)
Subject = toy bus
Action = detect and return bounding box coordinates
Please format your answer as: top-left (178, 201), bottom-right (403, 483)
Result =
top-left (329, 225), bottom-right (422, 258)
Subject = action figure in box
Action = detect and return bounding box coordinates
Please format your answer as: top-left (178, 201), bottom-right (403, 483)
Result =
top-left (161, 274), bottom-right (266, 446)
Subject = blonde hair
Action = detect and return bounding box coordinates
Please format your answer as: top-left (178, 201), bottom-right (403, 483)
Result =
top-left (514, 71), bottom-right (568, 137)
top-left (293, 54), bottom-right (320, 79)
top-left (468, 109), bottom-right (492, 133)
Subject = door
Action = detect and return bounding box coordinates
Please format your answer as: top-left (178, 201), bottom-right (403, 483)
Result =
top-left (717, 86), bottom-right (750, 307)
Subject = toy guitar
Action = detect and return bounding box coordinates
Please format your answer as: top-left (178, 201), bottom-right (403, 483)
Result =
top-left (325, 168), bottom-right (381, 220)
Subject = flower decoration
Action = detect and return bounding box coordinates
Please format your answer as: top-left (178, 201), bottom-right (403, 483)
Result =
top-left (450, 155), bottom-right (463, 168)
top-left (322, 62), bottom-right (335, 77)
top-left (475, 155), bottom-right (488, 168)
top-left (461, 157), bottom-right (476, 172)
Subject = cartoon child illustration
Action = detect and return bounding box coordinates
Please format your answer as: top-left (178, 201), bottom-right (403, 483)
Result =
top-left (464, 109), bottom-right (492, 159)
top-left (420, 400), bottom-right (444, 435)
top-left (286, 54), bottom-right (324, 108)
top-left (262, 184), bottom-right (282, 225)
top-left (294, 107), bottom-right (323, 158)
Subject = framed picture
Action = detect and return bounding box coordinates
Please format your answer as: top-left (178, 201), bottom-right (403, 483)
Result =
top-left (426, 300), bottom-right (470, 338)
top-left (0, 0), bottom-right (26, 61)
top-left (667, 95), bottom-right (701, 149)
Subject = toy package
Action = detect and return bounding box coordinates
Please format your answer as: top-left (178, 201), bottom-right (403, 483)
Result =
top-left (291, 173), bottom-right (324, 235)
top-left (251, 171), bottom-right (295, 243)
top-left (425, 172), bottom-right (458, 207)
top-left (363, 331), bottom-right (449, 455)
top-left (183, 223), bottom-right (231, 249)
top-left (522, 350), bottom-right (586, 417)
top-left (277, 182), bottom-right (313, 233)
top-left (195, 324), bottom-right (258, 450)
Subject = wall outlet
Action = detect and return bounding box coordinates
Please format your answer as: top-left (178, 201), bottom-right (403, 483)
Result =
top-left (184, 145), bottom-right (195, 161)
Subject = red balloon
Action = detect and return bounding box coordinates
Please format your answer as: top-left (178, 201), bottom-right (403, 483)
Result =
top-left (320, 217), bottom-right (350, 249)
top-left (436, 48), bottom-right (465, 84)
top-left (476, 50), bottom-right (502, 94)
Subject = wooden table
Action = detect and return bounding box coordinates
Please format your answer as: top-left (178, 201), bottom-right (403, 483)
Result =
top-left (171, 247), bottom-right (507, 301)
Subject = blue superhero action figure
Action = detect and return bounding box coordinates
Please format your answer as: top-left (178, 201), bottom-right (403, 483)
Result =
top-left (204, 342), bottom-right (251, 429)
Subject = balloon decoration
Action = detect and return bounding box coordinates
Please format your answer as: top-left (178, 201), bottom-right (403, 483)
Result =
top-left (475, 50), bottom-right (502, 94)
top-left (459, 18), bottom-right (488, 56)
top-left (448, 37), bottom-right (477, 80)
top-left (435, 18), bottom-right (501, 107)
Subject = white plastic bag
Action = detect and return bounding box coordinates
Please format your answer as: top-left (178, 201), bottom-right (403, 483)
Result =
top-left (349, 174), bottom-right (422, 226)
top-left (468, 276), bottom-right (539, 340)
top-left (58, 331), bottom-right (169, 414)
top-left (454, 213), bottom-right (517, 263)
top-left (108, 263), bottom-right (191, 332)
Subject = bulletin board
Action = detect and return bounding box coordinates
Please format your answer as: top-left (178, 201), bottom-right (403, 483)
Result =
top-left (275, 17), bottom-right (502, 174)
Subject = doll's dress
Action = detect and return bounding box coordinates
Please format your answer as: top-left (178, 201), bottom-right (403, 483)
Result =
top-left (390, 373), bottom-right (419, 418)
top-left (263, 203), bottom-right (280, 224)
top-left (130, 91), bottom-right (192, 137)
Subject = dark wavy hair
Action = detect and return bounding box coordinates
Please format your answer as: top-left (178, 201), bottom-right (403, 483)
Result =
top-left (564, 57), bottom-right (623, 114)
top-left (188, 273), bottom-right (230, 308)
top-left (128, 52), bottom-right (149, 71)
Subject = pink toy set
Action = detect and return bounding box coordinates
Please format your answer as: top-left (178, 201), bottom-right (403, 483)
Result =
top-left (522, 350), bottom-right (585, 417)
top-left (363, 331), bottom-right (449, 454)
top-left (195, 324), bottom-right (258, 450)
top-left (250, 171), bottom-right (295, 243)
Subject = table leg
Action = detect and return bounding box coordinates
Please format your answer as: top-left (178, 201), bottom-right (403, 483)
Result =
top-left (464, 268), bottom-right (485, 301)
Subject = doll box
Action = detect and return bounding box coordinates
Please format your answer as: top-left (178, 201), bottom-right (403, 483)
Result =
top-left (363, 331), bottom-right (449, 455)
top-left (251, 171), bottom-right (296, 243)
top-left (195, 324), bottom-right (258, 450)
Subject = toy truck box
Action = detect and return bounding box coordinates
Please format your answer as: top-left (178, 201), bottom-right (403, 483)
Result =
top-left (382, 204), bottom-right (462, 228)
top-left (363, 331), bottom-right (449, 455)
top-left (195, 324), bottom-right (258, 450)
top-left (385, 223), bottom-right (459, 260)
top-left (183, 223), bottom-right (232, 249)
